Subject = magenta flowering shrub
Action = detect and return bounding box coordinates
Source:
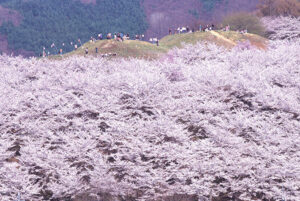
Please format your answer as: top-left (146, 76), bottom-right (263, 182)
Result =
top-left (235, 40), bottom-right (253, 50)
top-left (0, 38), bottom-right (299, 201)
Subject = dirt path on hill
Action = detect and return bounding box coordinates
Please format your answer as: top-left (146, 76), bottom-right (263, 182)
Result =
top-left (210, 31), bottom-right (237, 46)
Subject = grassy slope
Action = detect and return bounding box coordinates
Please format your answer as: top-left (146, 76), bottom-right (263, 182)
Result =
top-left (160, 31), bottom-right (268, 49)
top-left (64, 39), bottom-right (168, 59)
top-left (61, 31), bottom-right (267, 59)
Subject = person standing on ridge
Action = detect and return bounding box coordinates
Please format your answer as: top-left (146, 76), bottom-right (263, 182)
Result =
top-left (120, 33), bottom-right (124, 41)
top-left (98, 33), bottom-right (103, 40)
top-left (107, 33), bottom-right (112, 39)
top-left (85, 48), bottom-right (88, 55)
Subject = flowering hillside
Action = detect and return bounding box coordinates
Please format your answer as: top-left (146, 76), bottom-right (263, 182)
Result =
top-left (0, 38), bottom-right (299, 201)
top-left (262, 16), bottom-right (300, 40)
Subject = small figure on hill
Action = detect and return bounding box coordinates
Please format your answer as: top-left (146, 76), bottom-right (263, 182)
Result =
top-left (74, 44), bottom-right (78, 49)
top-left (199, 24), bottom-right (202, 32)
top-left (151, 38), bottom-right (157, 45)
top-left (42, 47), bottom-right (46, 57)
top-left (156, 39), bottom-right (159, 46)
top-left (95, 47), bottom-right (98, 53)
top-left (98, 33), bottom-right (103, 40)
top-left (192, 27), bottom-right (195, 32)
top-left (85, 48), bottom-right (88, 55)
top-left (116, 33), bottom-right (124, 42)
top-left (211, 24), bottom-right (215, 30)
top-left (169, 28), bottom-right (172, 35)
top-left (186, 26), bottom-right (190, 33)
top-left (225, 25), bottom-right (230, 32)
top-left (59, 49), bottom-right (63, 56)
top-left (114, 33), bottom-right (117, 40)
top-left (220, 24), bottom-right (224, 31)
top-left (107, 33), bottom-right (112, 39)
top-left (183, 27), bottom-right (187, 33)
top-left (205, 24), bottom-right (209, 31)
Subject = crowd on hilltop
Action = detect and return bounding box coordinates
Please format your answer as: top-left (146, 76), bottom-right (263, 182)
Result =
top-left (96, 33), bottom-right (145, 41)
top-left (42, 32), bottom-right (146, 57)
top-left (167, 23), bottom-right (250, 35)
top-left (42, 22), bottom-right (250, 57)
top-left (168, 24), bottom-right (231, 35)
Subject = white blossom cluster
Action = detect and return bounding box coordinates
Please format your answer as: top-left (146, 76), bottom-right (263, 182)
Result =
top-left (261, 16), bottom-right (300, 40)
top-left (0, 39), bottom-right (300, 201)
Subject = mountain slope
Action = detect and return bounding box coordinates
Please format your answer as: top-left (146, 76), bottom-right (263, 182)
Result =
top-left (0, 0), bottom-right (148, 56)
top-left (64, 39), bottom-right (168, 59)
top-left (143, 0), bottom-right (259, 38)
top-left (62, 31), bottom-right (267, 59)
top-left (0, 0), bottom-right (261, 56)
top-left (159, 31), bottom-right (267, 49)
top-left (0, 37), bottom-right (299, 201)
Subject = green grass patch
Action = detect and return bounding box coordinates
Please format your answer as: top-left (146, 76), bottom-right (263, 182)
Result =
top-left (59, 31), bottom-right (268, 60)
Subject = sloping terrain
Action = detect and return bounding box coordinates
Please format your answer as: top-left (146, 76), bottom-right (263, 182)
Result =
top-left (64, 39), bottom-right (168, 59)
top-left (0, 38), bottom-right (299, 200)
top-left (142, 0), bottom-right (259, 39)
top-left (0, 0), bottom-right (261, 56)
top-left (0, 0), bottom-right (148, 56)
top-left (63, 31), bottom-right (267, 59)
top-left (159, 31), bottom-right (267, 49)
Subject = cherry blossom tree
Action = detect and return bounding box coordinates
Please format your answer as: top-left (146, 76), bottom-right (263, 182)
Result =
top-left (0, 37), bottom-right (299, 200)
top-left (262, 16), bottom-right (300, 40)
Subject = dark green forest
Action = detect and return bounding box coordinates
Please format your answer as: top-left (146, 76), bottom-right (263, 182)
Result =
top-left (199, 0), bottom-right (224, 11)
top-left (0, 0), bottom-right (148, 55)
top-left (190, 0), bottom-right (225, 19)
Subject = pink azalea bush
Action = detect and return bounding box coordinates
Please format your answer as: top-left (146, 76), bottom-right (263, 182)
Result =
top-left (0, 38), bottom-right (299, 200)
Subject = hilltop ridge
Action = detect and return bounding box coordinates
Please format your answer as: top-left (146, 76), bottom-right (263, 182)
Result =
top-left (0, 0), bottom-right (260, 56)
top-left (60, 30), bottom-right (267, 59)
